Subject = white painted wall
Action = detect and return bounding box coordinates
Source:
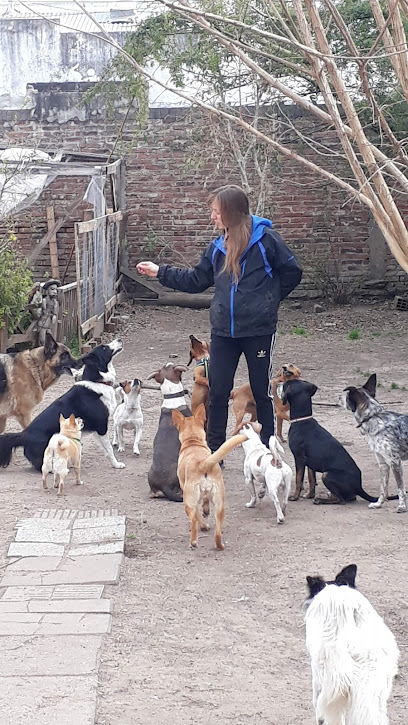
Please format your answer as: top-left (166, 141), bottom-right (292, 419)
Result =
top-left (0, 17), bottom-right (185, 110)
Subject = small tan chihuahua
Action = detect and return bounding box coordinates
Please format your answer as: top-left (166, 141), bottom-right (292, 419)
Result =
top-left (42, 414), bottom-right (84, 496)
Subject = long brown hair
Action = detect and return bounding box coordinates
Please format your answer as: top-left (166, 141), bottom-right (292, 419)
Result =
top-left (208, 185), bottom-right (252, 283)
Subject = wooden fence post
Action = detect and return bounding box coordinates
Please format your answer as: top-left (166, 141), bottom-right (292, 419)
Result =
top-left (46, 205), bottom-right (60, 280)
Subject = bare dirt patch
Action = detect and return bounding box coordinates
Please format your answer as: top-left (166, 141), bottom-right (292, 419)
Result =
top-left (0, 300), bottom-right (407, 724)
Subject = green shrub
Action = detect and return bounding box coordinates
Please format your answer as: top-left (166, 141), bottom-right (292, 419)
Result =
top-left (348, 329), bottom-right (360, 340)
top-left (0, 238), bottom-right (33, 333)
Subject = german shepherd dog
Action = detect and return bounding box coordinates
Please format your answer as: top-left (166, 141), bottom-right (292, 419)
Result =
top-left (0, 332), bottom-right (79, 432)
top-left (342, 373), bottom-right (408, 513)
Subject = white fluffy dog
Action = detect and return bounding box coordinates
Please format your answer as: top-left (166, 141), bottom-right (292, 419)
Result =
top-left (240, 422), bottom-right (292, 524)
top-left (305, 564), bottom-right (399, 725)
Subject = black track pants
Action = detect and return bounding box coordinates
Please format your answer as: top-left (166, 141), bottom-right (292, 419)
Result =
top-left (208, 333), bottom-right (276, 452)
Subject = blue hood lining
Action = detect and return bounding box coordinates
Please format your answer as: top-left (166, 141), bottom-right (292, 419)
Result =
top-left (212, 215), bottom-right (272, 256)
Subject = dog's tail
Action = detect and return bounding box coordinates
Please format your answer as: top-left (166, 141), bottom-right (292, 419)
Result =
top-left (202, 433), bottom-right (248, 473)
top-left (357, 485), bottom-right (399, 503)
top-left (0, 432), bottom-right (27, 468)
top-left (357, 486), bottom-right (382, 503)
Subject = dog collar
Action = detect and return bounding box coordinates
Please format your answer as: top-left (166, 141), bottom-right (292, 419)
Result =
top-left (163, 390), bottom-right (189, 399)
top-left (356, 412), bottom-right (380, 428)
top-left (196, 358), bottom-right (210, 378)
top-left (100, 381), bottom-right (114, 387)
top-left (290, 415), bottom-right (313, 423)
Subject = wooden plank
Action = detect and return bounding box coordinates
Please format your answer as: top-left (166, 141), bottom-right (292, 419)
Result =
top-left (106, 159), bottom-right (121, 174)
top-left (6, 330), bottom-right (37, 346)
top-left (60, 281), bottom-right (77, 293)
top-left (105, 295), bottom-right (117, 314)
top-left (76, 211), bottom-right (123, 234)
top-left (28, 195), bottom-right (85, 265)
top-left (120, 266), bottom-right (160, 297)
top-left (0, 318), bottom-right (9, 353)
top-left (80, 315), bottom-right (98, 336)
top-left (46, 206), bottom-right (60, 279)
top-left (74, 222), bottom-right (83, 348)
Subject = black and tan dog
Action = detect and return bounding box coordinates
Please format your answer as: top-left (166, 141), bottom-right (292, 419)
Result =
top-left (0, 332), bottom-right (79, 432)
top-left (187, 334), bottom-right (210, 417)
top-left (282, 378), bottom-right (378, 504)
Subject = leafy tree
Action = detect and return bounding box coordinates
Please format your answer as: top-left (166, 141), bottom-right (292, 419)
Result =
top-left (82, 0), bottom-right (408, 272)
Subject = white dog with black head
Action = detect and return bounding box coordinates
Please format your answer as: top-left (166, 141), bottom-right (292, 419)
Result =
top-left (305, 564), bottom-right (399, 725)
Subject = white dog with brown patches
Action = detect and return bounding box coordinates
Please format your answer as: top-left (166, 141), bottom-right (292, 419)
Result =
top-left (112, 379), bottom-right (143, 454)
top-left (240, 422), bottom-right (292, 524)
top-left (42, 414), bottom-right (83, 495)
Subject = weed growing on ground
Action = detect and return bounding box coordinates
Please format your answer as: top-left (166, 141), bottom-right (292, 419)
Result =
top-left (348, 329), bottom-right (360, 340)
top-left (293, 326), bottom-right (307, 336)
top-left (67, 333), bottom-right (81, 358)
top-left (356, 368), bottom-right (370, 376)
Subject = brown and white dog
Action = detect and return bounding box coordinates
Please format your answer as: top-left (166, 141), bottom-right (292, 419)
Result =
top-left (230, 363), bottom-right (302, 442)
top-left (42, 413), bottom-right (83, 495)
top-left (239, 421), bottom-right (292, 524)
top-left (172, 403), bottom-right (247, 550)
top-left (0, 332), bottom-right (79, 432)
top-left (187, 334), bottom-right (210, 417)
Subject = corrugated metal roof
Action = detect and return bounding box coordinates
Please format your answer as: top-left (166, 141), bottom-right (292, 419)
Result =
top-left (0, 1), bottom-right (159, 29)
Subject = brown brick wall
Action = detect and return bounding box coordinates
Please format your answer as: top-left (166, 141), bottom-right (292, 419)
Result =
top-left (0, 84), bottom-right (407, 297)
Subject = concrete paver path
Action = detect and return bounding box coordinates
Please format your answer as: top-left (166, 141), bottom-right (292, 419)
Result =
top-left (0, 508), bottom-right (125, 725)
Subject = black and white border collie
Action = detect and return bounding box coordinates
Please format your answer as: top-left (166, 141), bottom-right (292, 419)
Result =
top-left (0, 339), bottom-right (125, 471)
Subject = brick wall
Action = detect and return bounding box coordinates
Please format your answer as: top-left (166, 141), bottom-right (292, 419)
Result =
top-left (1, 83), bottom-right (407, 297)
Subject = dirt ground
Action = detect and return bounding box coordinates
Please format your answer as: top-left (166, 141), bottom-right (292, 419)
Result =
top-left (0, 299), bottom-right (407, 724)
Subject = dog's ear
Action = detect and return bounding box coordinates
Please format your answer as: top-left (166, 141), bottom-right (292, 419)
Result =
top-left (69, 413), bottom-right (76, 425)
top-left (252, 421), bottom-right (262, 434)
top-left (119, 381), bottom-right (128, 390)
top-left (147, 370), bottom-right (161, 382)
top-left (81, 350), bottom-right (99, 367)
top-left (194, 403), bottom-right (206, 426)
top-left (343, 386), bottom-right (358, 412)
top-left (171, 409), bottom-right (185, 430)
top-left (307, 382), bottom-right (318, 397)
top-left (44, 332), bottom-right (58, 360)
top-left (363, 373), bottom-right (377, 398)
top-left (306, 575), bottom-right (326, 599)
top-left (335, 564), bottom-right (357, 588)
top-left (59, 413), bottom-right (65, 425)
top-left (174, 365), bottom-right (188, 374)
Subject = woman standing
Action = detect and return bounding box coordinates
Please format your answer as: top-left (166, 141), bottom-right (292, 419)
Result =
top-left (137, 185), bottom-right (302, 456)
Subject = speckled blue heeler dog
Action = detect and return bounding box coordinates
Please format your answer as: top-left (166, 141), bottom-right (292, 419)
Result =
top-left (342, 373), bottom-right (408, 513)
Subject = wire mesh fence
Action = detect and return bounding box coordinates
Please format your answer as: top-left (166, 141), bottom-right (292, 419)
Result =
top-left (74, 210), bottom-right (122, 343)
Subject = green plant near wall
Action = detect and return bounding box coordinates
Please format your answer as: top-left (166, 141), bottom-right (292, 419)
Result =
top-left (0, 234), bottom-right (33, 333)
